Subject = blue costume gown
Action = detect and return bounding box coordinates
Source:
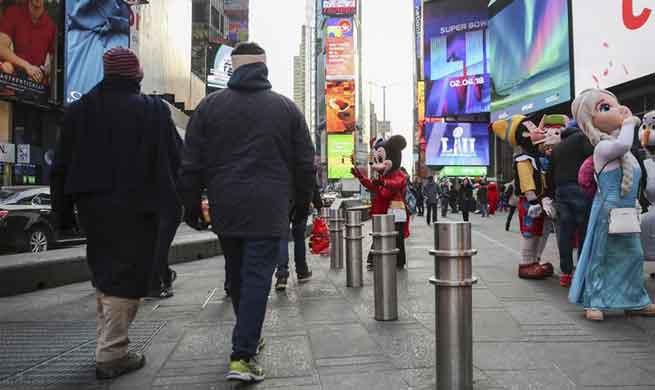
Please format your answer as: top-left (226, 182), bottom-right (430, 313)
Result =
top-left (569, 167), bottom-right (652, 310)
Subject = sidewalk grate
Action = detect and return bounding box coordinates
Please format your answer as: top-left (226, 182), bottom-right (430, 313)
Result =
top-left (0, 321), bottom-right (165, 388)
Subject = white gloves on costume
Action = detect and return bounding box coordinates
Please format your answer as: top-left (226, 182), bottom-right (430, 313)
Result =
top-left (542, 197), bottom-right (557, 219)
top-left (527, 204), bottom-right (543, 218)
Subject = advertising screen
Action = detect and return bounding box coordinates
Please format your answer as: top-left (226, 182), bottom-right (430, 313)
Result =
top-left (326, 17), bottom-right (354, 80)
top-left (65, 0), bottom-right (130, 104)
top-left (323, 0), bottom-right (356, 16)
top-left (423, 0), bottom-right (489, 117)
top-left (573, 0), bottom-right (655, 93)
top-left (425, 122), bottom-right (489, 166)
top-left (417, 81), bottom-right (425, 123)
top-left (326, 80), bottom-right (356, 133)
top-left (328, 134), bottom-right (354, 179)
top-left (207, 45), bottom-right (233, 91)
top-left (0, 0), bottom-right (62, 105)
top-left (440, 166), bottom-right (488, 177)
top-left (489, 0), bottom-right (571, 121)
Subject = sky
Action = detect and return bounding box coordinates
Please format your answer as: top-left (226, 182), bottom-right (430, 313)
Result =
top-left (250, 0), bottom-right (416, 171)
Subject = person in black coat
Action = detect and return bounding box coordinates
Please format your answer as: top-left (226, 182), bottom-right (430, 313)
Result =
top-left (460, 178), bottom-right (474, 222)
top-left (50, 48), bottom-right (181, 379)
top-left (179, 42), bottom-right (315, 383)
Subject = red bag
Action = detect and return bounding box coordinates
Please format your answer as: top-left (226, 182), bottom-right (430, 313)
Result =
top-left (578, 156), bottom-right (596, 199)
top-left (310, 217), bottom-right (329, 255)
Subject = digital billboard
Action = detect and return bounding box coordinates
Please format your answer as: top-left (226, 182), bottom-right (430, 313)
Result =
top-left (417, 81), bottom-right (425, 123)
top-left (489, 0), bottom-right (571, 121)
top-left (65, 0), bottom-right (130, 104)
top-left (423, 0), bottom-right (489, 117)
top-left (573, 0), bottom-right (655, 93)
top-left (328, 134), bottom-right (354, 179)
top-left (326, 17), bottom-right (354, 80)
top-left (0, 0), bottom-right (62, 105)
top-left (425, 122), bottom-right (489, 166)
top-left (323, 0), bottom-right (356, 16)
top-left (326, 80), bottom-right (355, 133)
top-left (207, 45), bottom-right (233, 91)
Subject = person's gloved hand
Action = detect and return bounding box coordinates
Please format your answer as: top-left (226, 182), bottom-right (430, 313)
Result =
top-left (527, 203), bottom-right (543, 218)
top-left (373, 178), bottom-right (384, 187)
top-left (542, 197), bottom-right (557, 219)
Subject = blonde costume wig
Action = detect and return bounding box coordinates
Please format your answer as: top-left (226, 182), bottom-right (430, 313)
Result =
top-left (571, 88), bottom-right (633, 197)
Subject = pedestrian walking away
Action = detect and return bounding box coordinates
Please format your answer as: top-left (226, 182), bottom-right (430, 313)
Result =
top-left (179, 42), bottom-right (315, 383)
top-left (50, 47), bottom-right (182, 380)
top-left (423, 176), bottom-right (438, 225)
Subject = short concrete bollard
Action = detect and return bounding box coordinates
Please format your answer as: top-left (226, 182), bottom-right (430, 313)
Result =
top-left (345, 209), bottom-right (364, 288)
top-left (429, 221), bottom-right (478, 390)
top-left (370, 214), bottom-right (399, 321)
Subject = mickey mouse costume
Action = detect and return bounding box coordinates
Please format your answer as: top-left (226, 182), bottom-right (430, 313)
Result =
top-left (352, 135), bottom-right (409, 269)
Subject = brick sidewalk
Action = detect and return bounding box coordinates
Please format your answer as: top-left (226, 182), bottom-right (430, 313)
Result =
top-left (2, 212), bottom-right (655, 389)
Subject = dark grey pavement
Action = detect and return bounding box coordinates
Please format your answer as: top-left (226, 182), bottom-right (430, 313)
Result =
top-left (2, 212), bottom-right (655, 389)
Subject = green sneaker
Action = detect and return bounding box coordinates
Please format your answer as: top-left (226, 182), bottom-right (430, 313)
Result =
top-left (226, 358), bottom-right (265, 382)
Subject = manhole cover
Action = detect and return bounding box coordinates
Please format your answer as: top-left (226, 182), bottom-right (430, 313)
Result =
top-left (0, 321), bottom-right (165, 388)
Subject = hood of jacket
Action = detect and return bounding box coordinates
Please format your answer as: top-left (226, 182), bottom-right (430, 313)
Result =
top-left (228, 63), bottom-right (272, 91)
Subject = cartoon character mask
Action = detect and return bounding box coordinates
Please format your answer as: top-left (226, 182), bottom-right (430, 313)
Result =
top-left (369, 135), bottom-right (407, 176)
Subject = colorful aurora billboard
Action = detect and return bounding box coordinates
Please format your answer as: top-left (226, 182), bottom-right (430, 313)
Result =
top-left (489, 0), bottom-right (572, 121)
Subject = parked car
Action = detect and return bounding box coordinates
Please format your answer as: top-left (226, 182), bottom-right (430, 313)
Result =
top-left (0, 187), bottom-right (85, 253)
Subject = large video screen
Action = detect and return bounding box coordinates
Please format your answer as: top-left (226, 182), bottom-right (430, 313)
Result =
top-left (423, 0), bottom-right (489, 117)
top-left (323, 0), bottom-right (356, 16)
top-left (65, 0), bottom-right (130, 104)
top-left (573, 0), bottom-right (655, 93)
top-left (489, 0), bottom-right (571, 121)
top-left (326, 80), bottom-right (355, 133)
top-left (0, 0), bottom-right (62, 105)
top-left (326, 17), bottom-right (354, 80)
top-left (425, 122), bottom-right (489, 166)
top-left (207, 44), bottom-right (233, 91)
top-left (328, 134), bottom-right (354, 179)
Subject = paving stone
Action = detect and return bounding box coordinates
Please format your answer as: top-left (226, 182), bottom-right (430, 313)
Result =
top-left (472, 310), bottom-right (522, 341)
top-left (309, 324), bottom-right (381, 359)
top-left (369, 324), bottom-right (435, 369)
top-left (256, 335), bottom-right (315, 378)
top-left (320, 370), bottom-right (410, 390)
top-left (299, 299), bottom-right (359, 324)
top-left (486, 368), bottom-right (577, 390)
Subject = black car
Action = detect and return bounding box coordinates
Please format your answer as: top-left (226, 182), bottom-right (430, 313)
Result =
top-left (0, 187), bottom-right (85, 253)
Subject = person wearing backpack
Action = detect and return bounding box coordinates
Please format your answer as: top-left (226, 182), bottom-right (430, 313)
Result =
top-left (422, 176), bottom-right (438, 225)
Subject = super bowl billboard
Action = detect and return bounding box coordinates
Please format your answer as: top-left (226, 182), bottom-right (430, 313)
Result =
top-left (323, 0), bottom-right (356, 16)
top-left (425, 122), bottom-right (489, 166)
top-left (423, 0), bottom-right (490, 117)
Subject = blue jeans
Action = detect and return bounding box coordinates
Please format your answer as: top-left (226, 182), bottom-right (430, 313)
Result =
top-left (275, 218), bottom-right (309, 278)
top-left (555, 184), bottom-right (591, 275)
top-left (219, 237), bottom-right (279, 361)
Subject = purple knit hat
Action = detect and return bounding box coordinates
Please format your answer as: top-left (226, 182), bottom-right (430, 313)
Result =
top-left (103, 47), bottom-right (144, 81)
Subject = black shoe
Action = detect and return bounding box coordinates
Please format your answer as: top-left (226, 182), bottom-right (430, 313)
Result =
top-left (367, 262), bottom-right (374, 271)
top-left (275, 277), bottom-right (288, 291)
top-left (297, 270), bottom-right (313, 283)
top-left (96, 352), bottom-right (146, 380)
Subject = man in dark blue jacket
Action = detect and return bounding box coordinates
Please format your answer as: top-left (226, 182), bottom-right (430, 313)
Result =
top-left (179, 42), bottom-right (315, 383)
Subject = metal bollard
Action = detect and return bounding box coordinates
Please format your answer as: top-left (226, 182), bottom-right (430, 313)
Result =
top-left (321, 207), bottom-right (330, 221)
top-left (370, 214), bottom-right (399, 321)
top-left (429, 221), bottom-right (478, 390)
top-left (345, 209), bottom-right (364, 287)
top-left (328, 208), bottom-right (344, 269)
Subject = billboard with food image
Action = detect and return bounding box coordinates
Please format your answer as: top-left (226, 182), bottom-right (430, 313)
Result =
top-left (326, 80), bottom-right (355, 133)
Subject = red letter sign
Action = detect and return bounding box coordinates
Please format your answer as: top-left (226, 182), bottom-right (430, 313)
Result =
top-left (623, 0), bottom-right (651, 30)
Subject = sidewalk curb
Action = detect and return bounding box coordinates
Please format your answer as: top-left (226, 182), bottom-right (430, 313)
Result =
top-left (0, 236), bottom-right (222, 297)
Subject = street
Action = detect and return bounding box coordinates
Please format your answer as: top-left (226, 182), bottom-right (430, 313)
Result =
top-left (2, 213), bottom-right (655, 390)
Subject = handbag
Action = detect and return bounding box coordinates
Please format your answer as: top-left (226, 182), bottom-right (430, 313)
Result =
top-left (595, 159), bottom-right (641, 235)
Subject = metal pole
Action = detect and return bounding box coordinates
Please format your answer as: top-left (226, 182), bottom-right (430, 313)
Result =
top-left (321, 207), bottom-right (330, 221)
top-left (382, 85), bottom-right (387, 122)
top-left (329, 208), bottom-right (344, 269)
top-left (429, 221), bottom-right (478, 390)
top-left (345, 209), bottom-right (364, 287)
top-left (370, 214), bottom-right (398, 321)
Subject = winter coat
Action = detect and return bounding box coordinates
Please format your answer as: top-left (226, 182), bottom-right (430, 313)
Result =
top-left (51, 78), bottom-right (182, 299)
top-left (179, 63), bottom-right (315, 239)
top-left (422, 181), bottom-right (438, 205)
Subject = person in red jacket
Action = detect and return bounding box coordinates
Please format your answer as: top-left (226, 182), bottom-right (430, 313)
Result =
top-left (352, 135), bottom-right (409, 269)
top-left (487, 181), bottom-right (499, 215)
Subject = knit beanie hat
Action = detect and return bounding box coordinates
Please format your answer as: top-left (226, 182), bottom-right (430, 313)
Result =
top-left (103, 47), bottom-right (144, 81)
top-left (231, 42), bottom-right (267, 71)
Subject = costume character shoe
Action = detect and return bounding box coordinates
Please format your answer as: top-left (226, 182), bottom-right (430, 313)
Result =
top-left (540, 262), bottom-right (554, 277)
top-left (626, 304), bottom-right (655, 317)
top-left (585, 309), bottom-right (604, 321)
top-left (559, 273), bottom-right (572, 288)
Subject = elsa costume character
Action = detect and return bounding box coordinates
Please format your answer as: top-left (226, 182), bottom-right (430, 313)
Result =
top-left (569, 88), bottom-right (655, 321)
